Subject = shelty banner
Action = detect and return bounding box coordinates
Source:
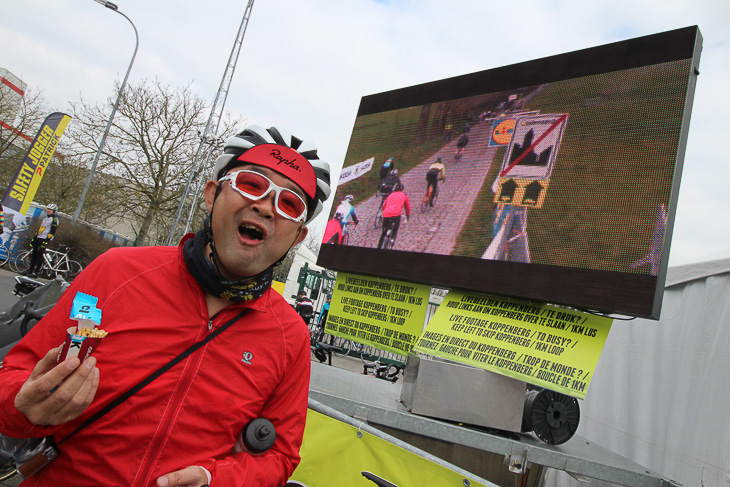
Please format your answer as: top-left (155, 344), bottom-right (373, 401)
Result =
top-left (412, 291), bottom-right (613, 399)
top-left (288, 409), bottom-right (491, 487)
top-left (1, 112), bottom-right (71, 229)
top-left (326, 273), bottom-right (429, 356)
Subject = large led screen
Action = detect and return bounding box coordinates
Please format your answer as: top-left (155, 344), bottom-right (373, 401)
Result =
top-left (318, 26), bottom-right (702, 319)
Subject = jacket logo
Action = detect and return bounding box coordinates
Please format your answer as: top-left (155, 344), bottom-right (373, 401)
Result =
top-left (241, 351), bottom-right (253, 365)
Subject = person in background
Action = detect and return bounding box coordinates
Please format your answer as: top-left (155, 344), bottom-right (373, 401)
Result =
top-left (318, 295), bottom-right (332, 329)
top-left (312, 295), bottom-right (332, 343)
top-left (295, 292), bottom-right (314, 326)
top-left (25, 203), bottom-right (59, 277)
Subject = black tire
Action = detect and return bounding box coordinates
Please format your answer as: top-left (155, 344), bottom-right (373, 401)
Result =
top-left (55, 259), bottom-right (82, 280)
top-left (329, 336), bottom-right (349, 358)
top-left (359, 345), bottom-right (377, 363)
top-left (0, 244), bottom-right (9, 266)
top-left (384, 230), bottom-right (395, 250)
top-left (374, 197), bottom-right (385, 229)
top-left (10, 250), bottom-right (30, 274)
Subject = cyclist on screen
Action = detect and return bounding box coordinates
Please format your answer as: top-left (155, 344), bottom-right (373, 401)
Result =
top-left (333, 195), bottom-right (359, 231)
top-left (377, 183), bottom-right (411, 250)
top-left (455, 129), bottom-right (469, 159)
top-left (377, 157), bottom-right (395, 189)
top-left (379, 169), bottom-right (401, 195)
top-left (425, 158), bottom-right (446, 207)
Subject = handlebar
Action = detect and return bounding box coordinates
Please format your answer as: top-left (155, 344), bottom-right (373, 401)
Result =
top-left (362, 362), bottom-right (404, 383)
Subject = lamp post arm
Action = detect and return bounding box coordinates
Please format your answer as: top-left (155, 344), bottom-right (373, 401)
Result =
top-left (73, 8), bottom-right (138, 222)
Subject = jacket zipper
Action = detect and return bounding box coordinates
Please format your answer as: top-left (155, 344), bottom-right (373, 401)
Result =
top-left (133, 320), bottom-right (210, 486)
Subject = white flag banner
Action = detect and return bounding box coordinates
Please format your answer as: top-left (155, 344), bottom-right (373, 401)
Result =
top-left (337, 157), bottom-right (374, 185)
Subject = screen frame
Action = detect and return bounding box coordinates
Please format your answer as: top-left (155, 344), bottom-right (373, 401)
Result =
top-left (318, 26), bottom-right (703, 319)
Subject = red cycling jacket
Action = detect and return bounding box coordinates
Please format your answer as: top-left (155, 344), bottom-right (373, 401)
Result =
top-left (0, 237), bottom-right (310, 487)
top-left (382, 191), bottom-right (411, 218)
top-left (322, 218), bottom-right (342, 244)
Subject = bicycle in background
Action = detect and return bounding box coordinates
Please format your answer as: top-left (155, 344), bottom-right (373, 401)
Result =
top-left (381, 229), bottom-right (395, 250)
top-left (0, 243), bottom-right (10, 267)
top-left (373, 193), bottom-right (388, 229)
top-left (341, 221), bottom-right (357, 246)
top-left (362, 358), bottom-right (404, 383)
top-left (10, 245), bottom-right (83, 280)
top-left (421, 185), bottom-right (438, 212)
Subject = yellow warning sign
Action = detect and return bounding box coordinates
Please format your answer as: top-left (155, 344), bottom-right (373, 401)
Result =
top-left (494, 177), bottom-right (550, 208)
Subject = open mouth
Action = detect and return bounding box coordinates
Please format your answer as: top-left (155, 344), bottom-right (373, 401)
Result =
top-left (239, 223), bottom-right (264, 241)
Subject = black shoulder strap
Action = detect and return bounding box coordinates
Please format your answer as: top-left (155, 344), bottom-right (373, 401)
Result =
top-left (59, 308), bottom-right (249, 445)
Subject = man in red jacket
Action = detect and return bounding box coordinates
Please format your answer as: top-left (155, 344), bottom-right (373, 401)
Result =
top-left (0, 125), bottom-right (331, 487)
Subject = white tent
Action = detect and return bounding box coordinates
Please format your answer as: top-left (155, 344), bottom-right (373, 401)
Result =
top-left (546, 258), bottom-right (730, 487)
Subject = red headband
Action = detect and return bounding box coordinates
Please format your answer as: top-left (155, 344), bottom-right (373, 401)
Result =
top-left (236, 144), bottom-right (316, 199)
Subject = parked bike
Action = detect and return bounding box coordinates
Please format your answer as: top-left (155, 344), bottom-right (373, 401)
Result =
top-left (9, 245), bottom-right (83, 280)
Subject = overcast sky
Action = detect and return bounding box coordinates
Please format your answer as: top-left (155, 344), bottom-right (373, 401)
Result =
top-left (2, 0), bottom-right (728, 267)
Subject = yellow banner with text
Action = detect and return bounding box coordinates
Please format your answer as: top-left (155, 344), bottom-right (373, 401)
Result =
top-left (412, 291), bottom-right (613, 399)
top-left (326, 273), bottom-right (430, 356)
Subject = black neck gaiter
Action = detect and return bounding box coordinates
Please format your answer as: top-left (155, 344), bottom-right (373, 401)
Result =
top-left (183, 228), bottom-right (273, 302)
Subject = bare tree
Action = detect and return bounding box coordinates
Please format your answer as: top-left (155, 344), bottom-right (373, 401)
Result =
top-left (67, 79), bottom-right (211, 245)
top-left (272, 229), bottom-right (325, 282)
top-left (302, 228), bottom-right (324, 256)
top-left (34, 152), bottom-right (122, 226)
top-left (0, 86), bottom-right (49, 188)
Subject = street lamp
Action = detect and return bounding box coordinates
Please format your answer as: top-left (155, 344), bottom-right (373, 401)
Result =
top-left (73, 0), bottom-right (139, 222)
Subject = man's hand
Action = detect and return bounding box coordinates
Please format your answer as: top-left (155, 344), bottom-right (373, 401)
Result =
top-left (157, 466), bottom-right (209, 487)
top-left (14, 346), bottom-right (99, 426)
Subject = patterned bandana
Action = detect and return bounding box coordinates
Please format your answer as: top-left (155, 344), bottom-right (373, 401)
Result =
top-left (183, 228), bottom-right (273, 302)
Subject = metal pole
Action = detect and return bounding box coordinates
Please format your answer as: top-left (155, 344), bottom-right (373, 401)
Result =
top-left (73, 0), bottom-right (138, 223)
top-left (165, 0), bottom-right (255, 245)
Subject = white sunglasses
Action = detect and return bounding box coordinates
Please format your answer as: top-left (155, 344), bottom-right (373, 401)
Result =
top-left (219, 169), bottom-right (308, 222)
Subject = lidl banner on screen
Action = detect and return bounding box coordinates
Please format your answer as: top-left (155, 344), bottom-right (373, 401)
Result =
top-left (412, 291), bottom-right (613, 399)
top-left (326, 273), bottom-right (430, 356)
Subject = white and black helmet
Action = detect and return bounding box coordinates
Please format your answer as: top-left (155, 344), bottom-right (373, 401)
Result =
top-left (212, 125), bottom-right (331, 224)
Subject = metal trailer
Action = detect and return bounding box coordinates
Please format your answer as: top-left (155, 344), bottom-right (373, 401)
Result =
top-left (310, 361), bottom-right (681, 487)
